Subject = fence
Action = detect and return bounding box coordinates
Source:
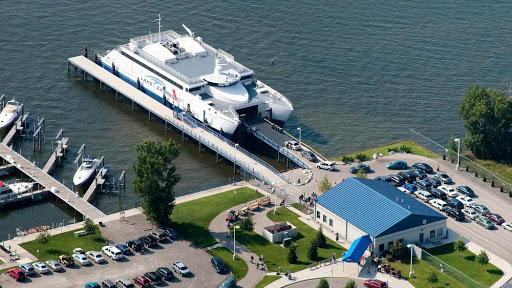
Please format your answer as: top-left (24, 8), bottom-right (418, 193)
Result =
top-left (410, 129), bottom-right (512, 193)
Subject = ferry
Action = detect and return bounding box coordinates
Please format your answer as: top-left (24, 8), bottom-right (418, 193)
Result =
top-left (73, 157), bottom-right (100, 186)
top-left (0, 99), bottom-right (22, 130)
top-left (98, 16), bottom-right (293, 137)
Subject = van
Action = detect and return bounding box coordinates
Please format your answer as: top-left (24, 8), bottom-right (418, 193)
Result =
top-left (429, 199), bottom-right (448, 211)
top-left (415, 190), bottom-right (433, 202)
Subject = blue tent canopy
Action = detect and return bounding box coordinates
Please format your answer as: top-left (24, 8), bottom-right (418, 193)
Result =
top-left (342, 235), bottom-right (372, 263)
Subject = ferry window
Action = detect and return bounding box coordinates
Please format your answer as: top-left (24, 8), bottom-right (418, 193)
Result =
top-left (188, 86), bottom-right (201, 92)
top-left (240, 74), bottom-right (253, 81)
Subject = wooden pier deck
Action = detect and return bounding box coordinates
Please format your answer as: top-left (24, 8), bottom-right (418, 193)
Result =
top-left (0, 143), bottom-right (105, 219)
top-left (83, 166), bottom-right (107, 202)
top-left (2, 113), bottom-right (28, 146)
top-left (42, 137), bottom-right (69, 174)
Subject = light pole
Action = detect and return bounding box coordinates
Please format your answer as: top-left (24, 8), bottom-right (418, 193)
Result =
top-left (297, 127), bottom-right (301, 146)
top-left (274, 181), bottom-right (281, 214)
top-left (234, 143), bottom-right (239, 174)
top-left (233, 225), bottom-right (240, 259)
top-left (454, 138), bottom-right (460, 170)
top-left (60, 223), bottom-right (63, 233)
top-left (407, 244), bottom-right (414, 277)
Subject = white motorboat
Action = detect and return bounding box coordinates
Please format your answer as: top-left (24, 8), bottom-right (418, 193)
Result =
top-left (8, 181), bottom-right (34, 194)
top-left (73, 157), bottom-right (100, 186)
top-left (0, 99), bottom-right (22, 129)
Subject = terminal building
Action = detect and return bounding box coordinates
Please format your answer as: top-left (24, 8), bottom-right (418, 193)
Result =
top-left (314, 178), bottom-right (447, 254)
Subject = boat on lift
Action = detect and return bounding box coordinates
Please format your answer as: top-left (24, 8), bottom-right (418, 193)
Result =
top-left (8, 180), bottom-right (34, 194)
top-left (0, 99), bottom-right (22, 130)
top-left (73, 157), bottom-right (100, 186)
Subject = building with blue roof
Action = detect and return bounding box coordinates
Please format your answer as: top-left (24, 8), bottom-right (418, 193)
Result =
top-left (314, 177), bottom-right (447, 254)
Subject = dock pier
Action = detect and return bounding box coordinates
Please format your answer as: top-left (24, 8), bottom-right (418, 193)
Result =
top-left (42, 136), bottom-right (68, 174)
top-left (83, 157), bottom-right (107, 203)
top-left (2, 113), bottom-right (28, 146)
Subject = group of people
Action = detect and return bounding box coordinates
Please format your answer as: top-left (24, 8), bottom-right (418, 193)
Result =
top-left (298, 192), bottom-right (318, 206)
top-left (250, 254), bottom-right (267, 271)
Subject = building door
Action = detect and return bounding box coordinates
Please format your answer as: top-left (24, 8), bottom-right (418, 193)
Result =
top-left (419, 233), bottom-right (424, 243)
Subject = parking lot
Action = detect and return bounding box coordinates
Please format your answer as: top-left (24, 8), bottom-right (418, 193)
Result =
top-left (0, 212), bottom-right (228, 288)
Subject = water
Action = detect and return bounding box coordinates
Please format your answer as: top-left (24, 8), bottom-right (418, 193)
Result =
top-left (1, 1), bottom-right (511, 240)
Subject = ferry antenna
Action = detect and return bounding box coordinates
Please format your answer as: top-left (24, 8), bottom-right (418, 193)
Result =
top-left (155, 12), bottom-right (162, 42)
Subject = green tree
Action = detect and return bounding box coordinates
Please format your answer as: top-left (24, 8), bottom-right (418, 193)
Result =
top-left (240, 217), bottom-right (254, 232)
top-left (345, 279), bottom-right (356, 288)
top-left (36, 230), bottom-right (50, 249)
top-left (317, 278), bottom-right (329, 288)
top-left (308, 242), bottom-right (318, 260)
top-left (313, 226), bottom-right (327, 248)
top-left (83, 218), bottom-right (95, 234)
top-left (457, 84), bottom-right (512, 162)
top-left (288, 245), bottom-right (298, 264)
top-left (133, 138), bottom-right (181, 225)
top-left (355, 168), bottom-right (367, 179)
top-left (453, 238), bottom-right (466, 257)
top-left (427, 270), bottom-right (439, 287)
top-left (476, 250), bottom-right (489, 266)
top-left (318, 175), bottom-right (332, 193)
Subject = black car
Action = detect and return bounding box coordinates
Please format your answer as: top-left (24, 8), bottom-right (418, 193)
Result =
top-left (425, 177), bottom-right (442, 188)
top-left (159, 228), bottom-right (178, 240)
top-left (446, 209), bottom-right (465, 221)
top-left (456, 186), bottom-right (475, 197)
top-left (398, 171), bottom-right (416, 183)
top-left (415, 180), bottom-right (432, 191)
top-left (126, 239), bottom-right (144, 252)
top-left (144, 271), bottom-right (162, 285)
top-left (115, 244), bottom-right (131, 255)
top-left (390, 175), bottom-right (406, 186)
top-left (447, 198), bottom-right (463, 210)
top-left (349, 163), bottom-right (371, 174)
top-left (139, 235), bottom-right (157, 248)
top-left (211, 256), bottom-right (227, 274)
top-left (410, 169), bottom-right (427, 180)
top-left (155, 267), bottom-right (174, 280)
top-left (300, 151), bottom-right (317, 162)
top-left (220, 277), bottom-right (236, 288)
top-left (430, 188), bottom-right (447, 200)
top-left (412, 163), bottom-right (433, 173)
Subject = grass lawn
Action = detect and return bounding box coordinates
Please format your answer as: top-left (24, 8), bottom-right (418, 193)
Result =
top-left (333, 140), bottom-right (439, 161)
top-left (255, 275), bottom-right (282, 288)
top-left (236, 207), bottom-right (345, 273)
top-left (472, 158), bottom-right (512, 189)
top-left (426, 243), bottom-right (503, 287)
top-left (19, 226), bottom-right (104, 263)
top-left (207, 247), bottom-right (248, 281)
top-left (171, 187), bottom-right (263, 248)
top-left (389, 257), bottom-right (466, 288)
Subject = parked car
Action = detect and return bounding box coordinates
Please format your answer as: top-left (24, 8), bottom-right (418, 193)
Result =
top-left (8, 268), bottom-right (26, 281)
top-left (159, 228), bottom-right (178, 240)
top-left (86, 251), bottom-right (105, 263)
top-left (390, 174), bottom-right (405, 186)
top-left (456, 196), bottom-right (475, 207)
top-left (386, 160), bottom-right (407, 170)
top-left (58, 254), bottom-right (74, 267)
top-left (147, 234), bottom-right (160, 245)
top-left (73, 253), bottom-right (90, 266)
top-left (364, 279), bottom-right (388, 288)
top-left (116, 278), bottom-right (135, 288)
top-left (102, 246), bottom-right (124, 260)
top-left (487, 213), bottom-right (505, 225)
top-left (45, 260), bottom-right (62, 272)
top-left (85, 283), bottom-right (101, 288)
top-left (476, 217), bottom-right (495, 229)
top-left (412, 163), bottom-right (433, 173)
top-left (150, 231), bottom-right (168, 242)
top-left (415, 190), bottom-right (433, 202)
top-left (211, 256), bottom-right (227, 273)
top-left (172, 261), bottom-right (191, 277)
top-left (429, 199), bottom-right (448, 211)
top-left (155, 267), bottom-right (174, 280)
top-left (144, 271), bottom-right (162, 285)
top-left (33, 262), bottom-right (49, 274)
top-left (220, 276), bottom-right (237, 288)
top-left (19, 263), bottom-right (35, 276)
top-left (429, 188), bottom-right (448, 200)
top-left (462, 208), bottom-right (479, 220)
top-left (473, 204), bottom-right (490, 216)
top-left (438, 185), bottom-right (458, 198)
top-left (138, 235), bottom-right (157, 248)
top-left (350, 163), bottom-right (370, 174)
top-left (456, 186), bottom-right (475, 197)
top-left (316, 161), bottom-right (335, 171)
top-left (73, 247), bottom-right (85, 254)
top-left (425, 177), bottom-right (442, 188)
top-left (101, 279), bottom-right (116, 288)
top-left (446, 209), bottom-right (465, 221)
top-left (502, 222), bottom-right (512, 232)
top-left (411, 169), bottom-right (427, 179)
top-left (284, 140), bottom-right (301, 150)
top-left (374, 175), bottom-right (393, 182)
top-left (132, 276), bottom-right (150, 287)
top-left (435, 173), bottom-right (453, 184)
top-left (126, 239), bottom-right (144, 252)
top-left (301, 150), bottom-right (317, 162)
top-left (415, 179), bottom-right (432, 191)
top-left (401, 183), bottom-right (417, 194)
top-left (115, 244), bottom-right (131, 255)
top-left (447, 198), bottom-right (463, 210)
top-left (398, 171), bottom-right (416, 182)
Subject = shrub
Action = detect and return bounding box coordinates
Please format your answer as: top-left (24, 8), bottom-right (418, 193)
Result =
top-left (390, 242), bottom-right (409, 261)
top-left (387, 147), bottom-right (398, 153)
top-left (475, 171), bottom-right (478, 177)
top-left (482, 175), bottom-right (487, 182)
top-left (240, 217), bottom-right (254, 232)
top-left (501, 186), bottom-right (504, 193)
top-left (341, 156), bottom-right (354, 163)
top-left (317, 279), bottom-right (329, 288)
top-left (427, 270), bottom-right (439, 286)
top-left (491, 180), bottom-right (494, 187)
top-left (354, 153), bottom-right (369, 162)
top-left (288, 245), bottom-right (298, 264)
top-left (318, 175), bottom-right (332, 193)
top-left (36, 230), bottom-right (51, 247)
top-left (308, 243), bottom-right (318, 260)
top-left (443, 154), bottom-right (446, 160)
top-left (345, 279), bottom-right (356, 288)
top-left (355, 169), bottom-right (367, 179)
top-left (84, 218), bottom-right (95, 235)
top-left (283, 238), bottom-right (292, 248)
top-left (454, 238), bottom-right (466, 256)
top-left (466, 165), bottom-right (469, 172)
top-left (399, 145), bottom-right (412, 153)
top-left (314, 227), bottom-right (327, 248)
top-left (476, 250), bottom-right (489, 266)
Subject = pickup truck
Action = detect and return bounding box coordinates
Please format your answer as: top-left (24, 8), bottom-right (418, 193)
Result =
top-left (58, 255), bottom-right (74, 267)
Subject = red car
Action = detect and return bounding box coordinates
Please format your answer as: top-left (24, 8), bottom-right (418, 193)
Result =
top-left (133, 276), bottom-right (150, 287)
top-left (8, 268), bottom-right (26, 281)
top-left (487, 213), bottom-right (505, 225)
top-left (364, 279), bottom-right (388, 288)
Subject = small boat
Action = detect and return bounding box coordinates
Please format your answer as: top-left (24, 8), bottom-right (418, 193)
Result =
top-left (73, 157), bottom-right (100, 186)
top-left (0, 99), bottom-right (22, 130)
top-left (8, 180), bottom-right (34, 194)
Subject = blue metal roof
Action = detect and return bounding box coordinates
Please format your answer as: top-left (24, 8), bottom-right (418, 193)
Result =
top-left (315, 178), bottom-right (445, 237)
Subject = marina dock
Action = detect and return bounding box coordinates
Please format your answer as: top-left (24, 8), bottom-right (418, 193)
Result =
top-left (83, 161), bottom-right (107, 203)
top-left (42, 137), bottom-right (68, 174)
top-left (2, 113), bottom-right (28, 146)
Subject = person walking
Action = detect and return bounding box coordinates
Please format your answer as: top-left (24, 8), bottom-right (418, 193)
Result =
top-left (335, 233), bottom-right (339, 242)
top-left (367, 267), bottom-right (370, 275)
top-left (250, 255), bottom-right (254, 264)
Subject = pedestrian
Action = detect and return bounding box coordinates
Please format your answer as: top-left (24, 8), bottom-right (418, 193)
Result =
top-left (83, 45), bottom-right (88, 58)
top-left (378, 264), bottom-right (382, 273)
top-left (437, 163), bottom-right (440, 172)
top-left (335, 233), bottom-right (339, 242)
top-left (260, 254), bottom-right (264, 263)
top-left (250, 255), bottom-right (254, 264)
top-left (256, 263), bottom-right (259, 269)
top-left (367, 267), bottom-right (370, 275)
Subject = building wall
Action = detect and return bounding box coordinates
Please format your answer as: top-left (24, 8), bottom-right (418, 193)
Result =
top-left (315, 203), bottom-right (367, 242)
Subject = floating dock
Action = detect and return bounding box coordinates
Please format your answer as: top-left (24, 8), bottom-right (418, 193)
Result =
top-left (2, 113), bottom-right (28, 146)
top-left (42, 137), bottom-right (68, 174)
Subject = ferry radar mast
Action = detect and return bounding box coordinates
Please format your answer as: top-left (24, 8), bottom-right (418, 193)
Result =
top-left (155, 13), bottom-right (162, 42)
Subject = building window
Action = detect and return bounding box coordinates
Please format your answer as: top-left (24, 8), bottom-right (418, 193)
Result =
top-left (322, 215), bottom-right (327, 223)
top-left (379, 244), bottom-right (384, 252)
top-left (329, 219), bottom-right (333, 227)
top-left (430, 230), bottom-right (435, 239)
top-left (388, 241), bottom-right (393, 250)
top-left (437, 228), bottom-right (443, 237)
top-left (317, 211), bottom-right (320, 219)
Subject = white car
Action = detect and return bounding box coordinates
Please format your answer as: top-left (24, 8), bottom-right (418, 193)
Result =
top-left (45, 260), bottom-right (62, 272)
top-left (173, 261), bottom-right (191, 276)
top-left (72, 253), bottom-right (90, 266)
top-left (429, 199), bottom-right (448, 211)
top-left (284, 140), bottom-right (301, 151)
top-left (438, 185), bottom-right (458, 198)
top-left (456, 195), bottom-right (475, 207)
top-left (462, 208), bottom-right (479, 220)
top-left (33, 262), bottom-right (49, 274)
top-left (102, 246), bottom-right (124, 260)
top-left (502, 222), bottom-right (512, 232)
top-left (85, 251), bottom-right (105, 263)
top-left (316, 161), bottom-right (335, 171)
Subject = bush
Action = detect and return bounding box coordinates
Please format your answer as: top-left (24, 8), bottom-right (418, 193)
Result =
top-left (317, 279), bottom-right (329, 288)
top-left (84, 218), bottom-right (95, 235)
top-left (476, 250), bottom-right (489, 265)
top-left (475, 171), bottom-right (478, 177)
top-left (318, 175), bottom-right (332, 193)
top-left (427, 270), bottom-right (439, 285)
top-left (387, 147), bottom-right (398, 153)
top-left (308, 243), bottom-right (318, 260)
top-left (283, 238), bottom-right (292, 248)
top-left (341, 156), bottom-right (354, 163)
top-left (466, 165), bottom-right (469, 172)
top-left (240, 217), bottom-right (254, 232)
top-left (399, 145), bottom-right (412, 153)
top-left (288, 245), bottom-right (298, 264)
top-left (501, 186), bottom-right (504, 192)
top-left (345, 279), bottom-right (356, 288)
top-left (482, 175), bottom-right (487, 182)
top-left (443, 154), bottom-right (446, 160)
top-left (354, 153), bottom-right (369, 162)
top-left (454, 238), bottom-right (466, 255)
top-left (36, 230), bottom-right (51, 247)
top-left (390, 242), bottom-right (409, 261)
top-left (355, 169), bottom-right (367, 179)
top-left (314, 227), bottom-right (326, 248)
top-left (491, 180), bottom-right (495, 187)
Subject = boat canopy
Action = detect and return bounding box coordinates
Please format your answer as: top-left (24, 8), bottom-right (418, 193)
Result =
top-left (142, 43), bottom-right (177, 64)
top-left (176, 37), bottom-right (207, 57)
